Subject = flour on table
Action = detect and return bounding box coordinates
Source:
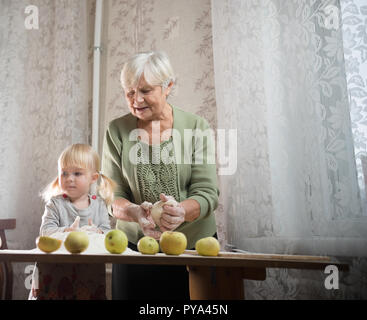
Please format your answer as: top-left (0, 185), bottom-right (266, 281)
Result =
top-left (33, 232), bottom-right (135, 255)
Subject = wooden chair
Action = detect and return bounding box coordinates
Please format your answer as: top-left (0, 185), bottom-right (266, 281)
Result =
top-left (0, 219), bottom-right (16, 300)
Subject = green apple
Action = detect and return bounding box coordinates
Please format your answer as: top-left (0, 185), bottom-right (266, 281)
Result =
top-left (64, 231), bottom-right (89, 253)
top-left (137, 236), bottom-right (159, 255)
top-left (36, 236), bottom-right (62, 253)
top-left (105, 229), bottom-right (128, 254)
top-left (159, 231), bottom-right (187, 255)
top-left (195, 237), bottom-right (220, 256)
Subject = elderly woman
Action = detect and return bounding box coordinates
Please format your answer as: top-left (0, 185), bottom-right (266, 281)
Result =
top-left (102, 51), bottom-right (219, 300)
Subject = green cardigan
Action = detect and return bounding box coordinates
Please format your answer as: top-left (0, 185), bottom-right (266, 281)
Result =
top-left (101, 105), bottom-right (219, 249)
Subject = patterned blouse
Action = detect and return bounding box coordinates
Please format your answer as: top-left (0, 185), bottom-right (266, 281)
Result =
top-left (136, 137), bottom-right (179, 204)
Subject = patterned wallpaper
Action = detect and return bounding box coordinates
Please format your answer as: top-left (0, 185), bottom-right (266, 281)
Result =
top-left (100, 0), bottom-right (217, 137)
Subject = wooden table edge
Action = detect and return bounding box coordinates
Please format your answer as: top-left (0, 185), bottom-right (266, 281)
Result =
top-left (0, 250), bottom-right (349, 271)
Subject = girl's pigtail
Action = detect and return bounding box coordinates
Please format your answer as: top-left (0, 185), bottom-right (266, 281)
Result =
top-left (97, 173), bottom-right (117, 206)
top-left (40, 176), bottom-right (61, 203)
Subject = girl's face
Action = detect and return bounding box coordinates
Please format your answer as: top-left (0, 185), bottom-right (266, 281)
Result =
top-left (124, 75), bottom-right (172, 121)
top-left (58, 166), bottom-right (98, 202)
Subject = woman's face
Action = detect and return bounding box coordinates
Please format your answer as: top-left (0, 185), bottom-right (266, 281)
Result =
top-left (124, 75), bottom-right (171, 121)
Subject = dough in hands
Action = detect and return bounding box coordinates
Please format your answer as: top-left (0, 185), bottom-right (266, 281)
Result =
top-left (141, 201), bottom-right (153, 211)
top-left (151, 198), bottom-right (178, 229)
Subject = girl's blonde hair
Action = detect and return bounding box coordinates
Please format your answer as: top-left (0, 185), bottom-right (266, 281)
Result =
top-left (41, 144), bottom-right (116, 205)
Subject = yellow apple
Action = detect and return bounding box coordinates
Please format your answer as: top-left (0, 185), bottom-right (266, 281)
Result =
top-left (159, 231), bottom-right (187, 255)
top-left (36, 236), bottom-right (62, 253)
top-left (137, 236), bottom-right (159, 255)
top-left (105, 229), bottom-right (128, 254)
top-left (195, 237), bottom-right (220, 256)
top-left (64, 231), bottom-right (89, 253)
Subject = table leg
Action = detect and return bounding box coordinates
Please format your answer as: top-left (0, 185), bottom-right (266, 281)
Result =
top-left (188, 266), bottom-right (244, 300)
top-left (188, 266), bottom-right (266, 300)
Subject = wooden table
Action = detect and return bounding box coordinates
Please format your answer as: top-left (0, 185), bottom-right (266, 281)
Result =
top-left (0, 249), bottom-right (349, 300)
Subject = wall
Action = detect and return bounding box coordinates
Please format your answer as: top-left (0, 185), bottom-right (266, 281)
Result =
top-left (99, 0), bottom-right (217, 139)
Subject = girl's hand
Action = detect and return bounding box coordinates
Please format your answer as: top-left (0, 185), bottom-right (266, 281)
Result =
top-left (64, 216), bottom-right (80, 232)
top-left (159, 193), bottom-right (185, 232)
top-left (80, 218), bottom-right (103, 233)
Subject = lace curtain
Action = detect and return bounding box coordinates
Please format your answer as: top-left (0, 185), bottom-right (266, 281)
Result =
top-left (212, 0), bottom-right (367, 298)
top-left (341, 0), bottom-right (367, 216)
top-left (0, 0), bottom-right (91, 298)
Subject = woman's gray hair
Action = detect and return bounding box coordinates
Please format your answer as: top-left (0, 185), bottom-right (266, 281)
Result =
top-left (120, 51), bottom-right (176, 92)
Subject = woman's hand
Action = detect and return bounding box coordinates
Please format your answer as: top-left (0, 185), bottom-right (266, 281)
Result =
top-left (159, 193), bottom-right (186, 232)
top-left (113, 198), bottom-right (161, 239)
top-left (127, 203), bottom-right (162, 239)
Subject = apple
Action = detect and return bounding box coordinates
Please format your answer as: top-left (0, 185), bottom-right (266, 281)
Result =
top-left (105, 229), bottom-right (128, 254)
top-left (195, 237), bottom-right (220, 256)
top-left (137, 236), bottom-right (159, 255)
top-left (64, 231), bottom-right (89, 253)
top-left (159, 231), bottom-right (187, 255)
top-left (36, 236), bottom-right (62, 253)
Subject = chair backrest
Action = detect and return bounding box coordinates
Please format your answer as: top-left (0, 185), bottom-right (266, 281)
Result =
top-left (0, 219), bottom-right (16, 300)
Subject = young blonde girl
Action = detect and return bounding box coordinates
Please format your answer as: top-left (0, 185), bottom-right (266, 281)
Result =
top-left (39, 143), bottom-right (116, 235)
top-left (31, 144), bottom-right (116, 300)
